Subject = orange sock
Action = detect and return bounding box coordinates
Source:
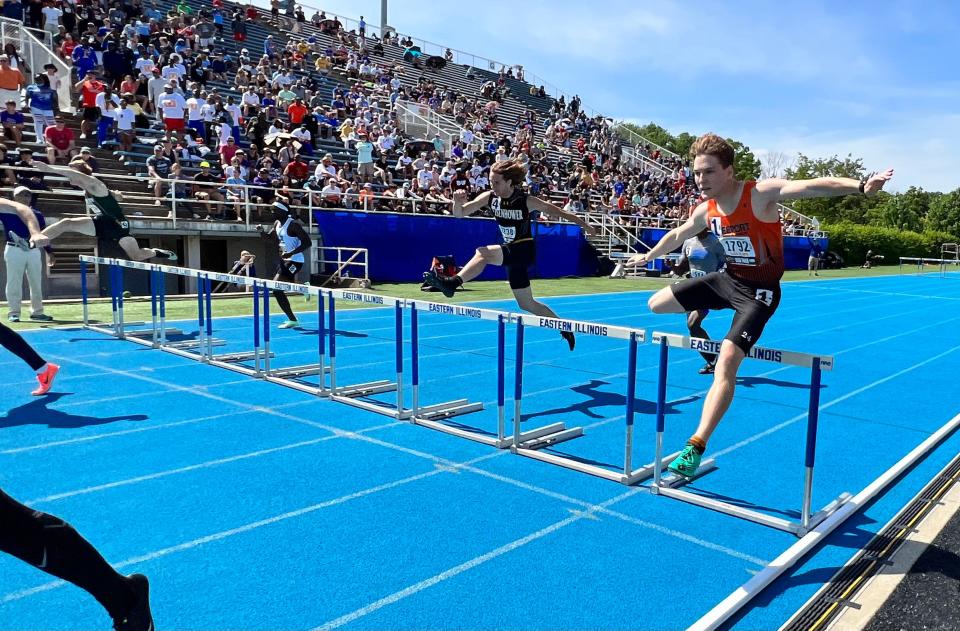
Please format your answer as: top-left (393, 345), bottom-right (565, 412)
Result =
top-left (687, 435), bottom-right (707, 454)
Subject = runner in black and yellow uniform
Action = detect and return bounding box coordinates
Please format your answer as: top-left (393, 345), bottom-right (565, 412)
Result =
top-left (35, 161), bottom-right (177, 262)
top-left (423, 158), bottom-right (595, 350)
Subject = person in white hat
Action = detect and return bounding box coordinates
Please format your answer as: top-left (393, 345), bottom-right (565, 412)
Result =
top-left (2, 186), bottom-right (53, 322)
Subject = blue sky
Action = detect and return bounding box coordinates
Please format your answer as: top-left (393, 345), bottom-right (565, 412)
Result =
top-left (268, 0), bottom-right (958, 192)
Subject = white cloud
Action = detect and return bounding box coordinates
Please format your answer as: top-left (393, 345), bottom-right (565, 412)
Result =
top-left (744, 114), bottom-right (960, 193)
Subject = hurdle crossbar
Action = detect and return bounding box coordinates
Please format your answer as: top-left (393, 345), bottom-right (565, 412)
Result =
top-left (326, 289), bottom-right (406, 417)
top-left (649, 332), bottom-right (847, 536)
top-left (405, 298), bottom-right (496, 445)
top-left (510, 315), bottom-right (668, 484)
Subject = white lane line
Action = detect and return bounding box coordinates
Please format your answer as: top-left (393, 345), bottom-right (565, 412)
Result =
top-left (25, 420), bottom-right (403, 505)
top-left (309, 488), bottom-right (644, 631)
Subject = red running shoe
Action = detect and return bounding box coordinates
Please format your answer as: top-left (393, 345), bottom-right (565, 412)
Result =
top-left (32, 363), bottom-right (60, 396)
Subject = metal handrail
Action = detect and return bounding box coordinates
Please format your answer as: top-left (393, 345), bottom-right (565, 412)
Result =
top-left (0, 16), bottom-right (74, 114)
top-left (394, 99), bottom-right (484, 151)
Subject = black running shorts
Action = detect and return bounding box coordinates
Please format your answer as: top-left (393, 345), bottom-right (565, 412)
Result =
top-left (500, 239), bottom-right (536, 290)
top-left (92, 214), bottom-right (131, 243)
top-left (670, 270), bottom-right (781, 353)
top-left (82, 106), bottom-right (101, 122)
top-left (275, 259), bottom-right (304, 281)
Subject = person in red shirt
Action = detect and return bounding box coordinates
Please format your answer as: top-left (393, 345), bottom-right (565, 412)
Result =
top-left (283, 153), bottom-right (308, 188)
top-left (626, 133), bottom-right (893, 478)
top-left (59, 34), bottom-right (77, 60)
top-left (44, 119), bottom-right (78, 164)
top-left (72, 71), bottom-right (104, 139)
top-left (286, 98), bottom-right (307, 125)
top-left (219, 136), bottom-right (238, 165)
top-left (245, 3), bottom-right (258, 21)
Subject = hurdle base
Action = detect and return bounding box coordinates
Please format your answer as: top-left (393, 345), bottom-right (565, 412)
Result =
top-left (652, 480), bottom-right (850, 536)
top-left (333, 380), bottom-right (397, 398)
top-left (210, 351), bottom-right (275, 362)
top-left (415, 399), bottom-right (485, 422)
top-left (165, 338), bottom-right (227, 350)
top-left (800, 492), bottom-right (854, 536)
top-left (126, 328), bottom-right (183, 338)
top-left (331, 380), bottom-right (405, 419)
top-left (268, 363), bottom-right (331, 379)
top-left (515, 447), bottom-right (686, 485)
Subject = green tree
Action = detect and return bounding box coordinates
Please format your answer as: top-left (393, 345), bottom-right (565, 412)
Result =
top-left (783, 154), bottom-right (871, 224)
top-left (865, 186), bottom-right (927, 232)
top-left (925, 190), bottom-right (960, 236)
top-left (619, 122), bottom-right (673, 151)
top-left (726, 138), bottom-right (761, 180)
top-left (669, 132), bottom-right (697, 158)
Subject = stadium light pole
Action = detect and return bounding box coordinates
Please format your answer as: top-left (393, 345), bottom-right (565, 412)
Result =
top-left (381, 0), bottom-right (387, 35)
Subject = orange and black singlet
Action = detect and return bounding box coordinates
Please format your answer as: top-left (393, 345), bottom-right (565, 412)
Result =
top-left (705, 180), bottom-right (784, 285)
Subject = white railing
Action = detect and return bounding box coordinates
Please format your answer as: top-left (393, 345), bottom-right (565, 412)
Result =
top-left (312, 245), bottom-right (368, 284)
top-left (0, 16), bottom-right (74, 114)
top-left (612, 123), bottom-right (679, 161)
top-left (393, 99), bottom-right (460, 152)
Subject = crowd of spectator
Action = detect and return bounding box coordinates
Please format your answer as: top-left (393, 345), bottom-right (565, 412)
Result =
top-left (0, 0), bottom-right (817, 239)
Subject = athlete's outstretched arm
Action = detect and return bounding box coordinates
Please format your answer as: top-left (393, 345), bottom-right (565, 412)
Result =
top-left (624, 203), bottom-right (709, 268)
top-left (34, 162), bottom-right (110, 197)
top-left (756, 168), bottom-right (893, 201)
top-left (527, 196), bottom-right (596, 235)
top-left (450, 190), bottom-right (492, 218)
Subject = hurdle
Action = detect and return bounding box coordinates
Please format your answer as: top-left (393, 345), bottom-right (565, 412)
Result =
top-left (79, 256), bottom-right (168, 344)
top-left (404, 298), bottom-right (495, 445)
top-left (509, 315), bottom-right (679, 484)
top-left (326, 289), bottom-right (407, 418)
top-left (258, 280), bottom-right (331, 396)
top-left (206, 278), bottom-right (275, 369)
top-left (649, 332), bottom-right (849, 536)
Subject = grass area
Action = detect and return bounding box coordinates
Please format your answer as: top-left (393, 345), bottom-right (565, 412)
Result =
top-left (3, 264), bottom-right (912, 331)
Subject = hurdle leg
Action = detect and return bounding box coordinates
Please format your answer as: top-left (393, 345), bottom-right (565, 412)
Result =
top-left (263, 284), bottom-right (271, 374)
top-left (497, 314), bottom-right (506, 445)
top-left (511, 318), bottom-right (525, 449)
top-left (116, 264), bottom-right (126, 338)
top-left (411, 303), bottom-right (420, 417)
top-left (798, 358), bottom-right (852, 535)
top-left (328, 294), bottom-right (336, 392)
top-left (205, 276), bottom-right (214, 359)
top-left (649, 338), bottom-right (713, 490)
top-left (150, 269), bottom-right (159, 347)
top-left (407, 300), bottom-right (486, 440)
top-left (317, 290), bottom-right (327, 395)
top-left (509, 318), bottom-right (581, 451)
top-left (158, 270), bottom-right (167, 345)
top-left (395, 302), bottom-right (407, 418)
top-left (81, 260), bottom-right (89, 327)
top-left (253, 283), bottom-right (262, 375)
top-left (623, 332), bottom-right (638, 477)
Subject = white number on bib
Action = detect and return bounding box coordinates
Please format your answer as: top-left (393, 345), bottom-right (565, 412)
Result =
top-left (691, 269), bottom-right (707, 278)
top-left (499, 225), bottom-right (516, 243)
top-left (719, 236), bottom-right (756, 265)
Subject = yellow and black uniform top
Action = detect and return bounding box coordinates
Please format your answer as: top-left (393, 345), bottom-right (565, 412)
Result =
top-left (489, 189), bottom-right (534, 245)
